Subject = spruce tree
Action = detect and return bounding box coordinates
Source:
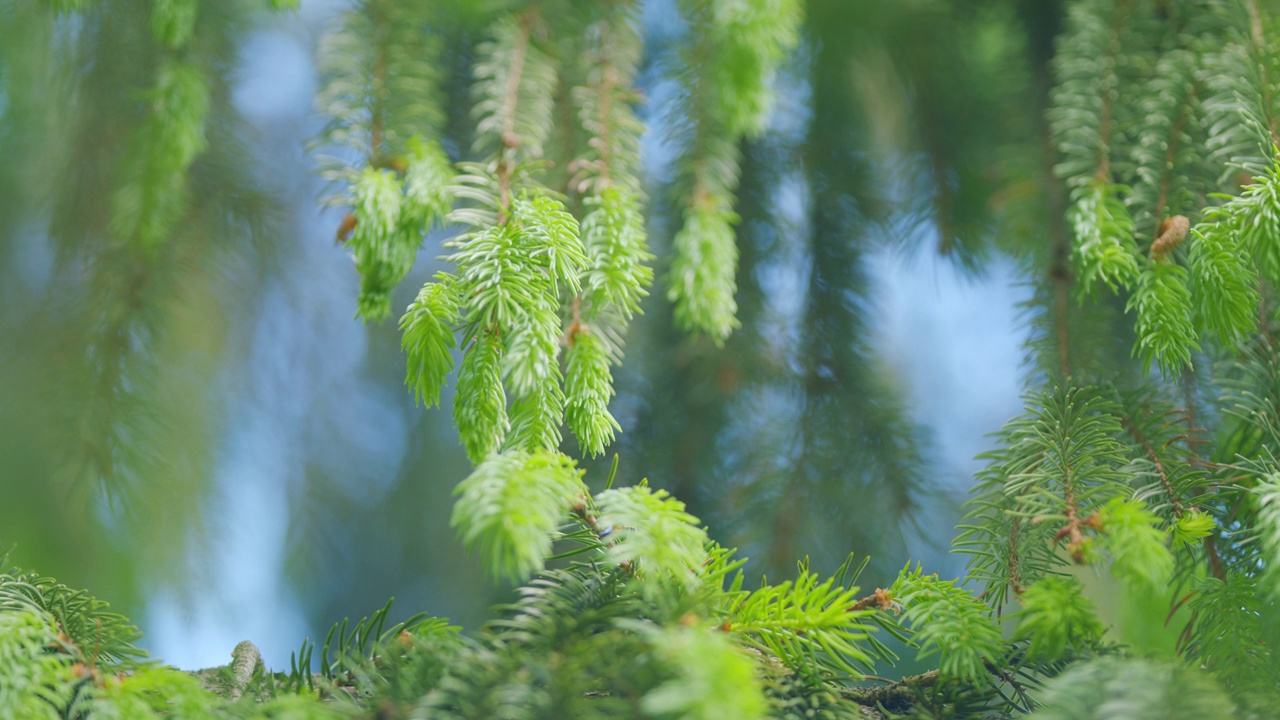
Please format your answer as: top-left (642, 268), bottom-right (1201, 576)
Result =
top-left (7, 0), bottom-right (1280, 718)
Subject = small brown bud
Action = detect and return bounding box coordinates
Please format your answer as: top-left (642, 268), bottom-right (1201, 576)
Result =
top-left (336, 213), bottom-right (357, 244)
top-left (1152, 215), bottom-right (1189, 258)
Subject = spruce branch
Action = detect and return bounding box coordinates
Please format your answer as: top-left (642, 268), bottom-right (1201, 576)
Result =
top-left (890, 564), bottom-right (1004, 685)
top-left (1251, 472), bottom-right (1280, 599)
top-left (450, 450), bottom-right (587, 582)
top-left (1242, 0), bottom-right (1280, 149)
top-left (1202, 0), bottom-right (1280, 179)
top-left (109, 60), bottom-right (209, 250)
top-left (1068, 180), bottom-right (1139, 295)
top-left (571, 5), bottom-right (644, 197)
top-left (453, 331), bottom-right (509, 463)
top-left (0, 557), bottom-right (145, 669)
top-left (665, 0), bottom-right (802, 343)
top-left (1033, 656), bottom-right (1233, 720)
top-left (1049, 0), bottom-right (1131, 189)
top-left (505, 366), bottom-right (566, 452)
top-left (472, 10), bottom-right (557, 223)
top-left (720, 562), bottom-right (877, 678)
top-left (401, 275), bottom-right (461, 407)
top-left (1183, 572), bottom-right (1279, 696)
top-left (636, 623), bottom-right (769, 720)
top-left (1128, 40), bottom-right (1211, 245)
top-left (1127, 259), bottom-right (1199, 375)
top-left (494, 12), bottom-right (532, 222)
top-left (1004, 387), bottom-right (1129, 562)
top-left (1098, 497), bottom-right (1175, 590)
top-left (594, 485), bottom-right (709, 592)
top-left (314, 0), bottom-right (451, 321)
top-left (564, 328), bottom-right (621, 457)
top-left (1012, 577), bottom-right (1104, 662)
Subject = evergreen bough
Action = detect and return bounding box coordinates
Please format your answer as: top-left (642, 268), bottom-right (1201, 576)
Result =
top-left (11, 0), bottom-right (1280, 718)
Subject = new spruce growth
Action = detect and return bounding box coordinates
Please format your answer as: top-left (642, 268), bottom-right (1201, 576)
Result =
top-left (11, 0), bottom-right (1280, 719)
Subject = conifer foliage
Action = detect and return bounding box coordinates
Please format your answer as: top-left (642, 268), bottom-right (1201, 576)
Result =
top-left (11, 0), bottom-right (1280, 718)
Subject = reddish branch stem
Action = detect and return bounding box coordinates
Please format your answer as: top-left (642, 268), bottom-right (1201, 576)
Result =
top-left (496, 11), bottom-right (535, 223)
top-left (1150, 94), bottom-right (1195, 242)
top-left (1093, 3), bottom-right (1126, 182)
top-left (595, 59), bottom-right (617, 187)
top-left (368, 0), bottom-right (389, 160)
top-left (1120, 414), bottom-right (1185, 516)
top-left (1055, 460), bottom-right (1096, 563)
top-left (1008, 518), bottom-right (1023, 598)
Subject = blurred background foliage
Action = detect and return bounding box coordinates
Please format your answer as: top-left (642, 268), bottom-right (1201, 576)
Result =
top-left (0, 0), bottom-right (1098, 668)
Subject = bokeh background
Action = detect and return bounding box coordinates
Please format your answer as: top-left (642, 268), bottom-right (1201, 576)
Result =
top-left (0, 0), bottom-right (1045, 669)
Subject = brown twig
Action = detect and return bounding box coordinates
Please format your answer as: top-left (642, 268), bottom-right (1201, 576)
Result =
top-left (1119, 413), bottom-right (1185, 516)
top-left (841, 670), bottom-right (940, 709)
top-left (1008, 518), bottom-right (1023, 607)
top-left (495, 11), bottom-right (536, 223)
top-left (594, 55), bottom-right (618, 188)
top-left (850, 588), bottom-right (896, 613)
top-left (368, 0), bottom-right (389, 160)
top-left (1056, 460), bottom-right (1090, 562)
top-left (565, 295), bottom-right (584, 346)
top-left (1149, 76), bottom-right (1197, 244)
top-left (1259, 277), bottom-right (1274, 347)
top-left (1092, 3), bottom-right (1127, 182)
top-left (1203, 535), bottom-right (1226, 580)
